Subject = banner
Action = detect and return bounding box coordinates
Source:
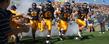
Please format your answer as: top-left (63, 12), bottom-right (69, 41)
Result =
top-left (59, 0), bottom-right (64, 2)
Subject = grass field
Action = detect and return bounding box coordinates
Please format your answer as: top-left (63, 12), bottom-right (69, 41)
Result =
top-left (55, 32), bottom-right (109, 44)
top-left (8, 24), bottom-right (109, 44)
top-left (13, 31), bottom-right (109, 44)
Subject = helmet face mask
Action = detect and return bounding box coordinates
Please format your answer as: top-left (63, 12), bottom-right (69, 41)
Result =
top-left (32, 6), bottom-right (36, 9)
top-left (82, 3), bottom-right (88, 8)
top-left (11, 5), bottom-right (17, 10)
top-left (32, 3), bottom-right (37, 8)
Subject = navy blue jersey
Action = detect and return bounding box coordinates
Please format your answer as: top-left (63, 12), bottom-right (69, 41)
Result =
top-left (28, 7), bottom-right (40, 20)
top-left (0, 8), bottom-right (12, 43)
top-left (78, 8), bottom-right (89, 20)
top-left (59, 7), bottom-right (71, 21)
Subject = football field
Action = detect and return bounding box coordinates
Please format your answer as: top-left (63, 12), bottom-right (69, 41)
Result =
top-left (18, 31), bottom-right (109, 44)
top-left (9, 23), bottom-right (109, 44)
top-left (55, 32), bottom-right (109, 44)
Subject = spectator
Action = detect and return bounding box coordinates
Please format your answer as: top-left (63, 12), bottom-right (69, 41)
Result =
top-left (87, 12), bottom-right (95, 32)
top-left (0, 0), bottom-right (13, 44)
top-left (107, 14), bottom-right (109, 31)
top-left (96, 11), bottom-right (106, 33)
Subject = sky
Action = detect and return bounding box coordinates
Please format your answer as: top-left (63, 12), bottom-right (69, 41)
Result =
top-left (72, 0), bottom-right (109, 5)
top-left (10, 0), bottom-right (109, 5)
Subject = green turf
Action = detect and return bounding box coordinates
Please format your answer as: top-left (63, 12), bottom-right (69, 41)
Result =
top-left (13, 31), bottom-right (109, 44)
top-left (55, 32), bottom-right (109, 44)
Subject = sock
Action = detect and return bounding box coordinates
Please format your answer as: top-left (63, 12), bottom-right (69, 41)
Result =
top-left (78, 32), bottom-right (82, 38)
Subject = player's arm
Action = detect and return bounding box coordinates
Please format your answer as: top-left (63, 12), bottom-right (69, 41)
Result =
top-left (27, 8), bottom-right (32, 16)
